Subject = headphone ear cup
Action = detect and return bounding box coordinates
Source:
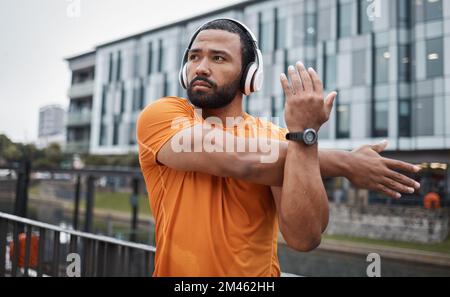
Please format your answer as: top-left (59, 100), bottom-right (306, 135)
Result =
top-left (179, 64), bottom-right (186, 89)
top-left (252, 68), bottom-right (264, 93)
top-left (180, 64), bottom-right (188, 89)
top-left (242, 63), bottom-right (257, 96)
top-left (251, 49), bottom-right (264, 93)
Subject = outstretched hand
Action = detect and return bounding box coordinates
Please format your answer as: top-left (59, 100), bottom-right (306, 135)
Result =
top-left (347, 140), bottom-right (421, 199)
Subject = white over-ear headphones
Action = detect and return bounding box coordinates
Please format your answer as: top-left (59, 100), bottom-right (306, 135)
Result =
top-left (179, 18), bottom-right (264, 96)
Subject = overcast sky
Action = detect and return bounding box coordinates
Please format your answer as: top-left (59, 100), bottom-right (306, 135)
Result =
top-left (0, 0), bottom-right (243, 143)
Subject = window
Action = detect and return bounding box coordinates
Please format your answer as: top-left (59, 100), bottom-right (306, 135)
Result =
top-left (101, 87), bottom-right (107, 115)
top-left (147, 42), bottom-right (153, 75)
top-left (425, 0), bottom-right (442, 21)
top-left (68, 127), bottom-right (86, 142)
top-left (108, 53), bottom-right (113, 83)
top-left (352, 50), bottom-right (367, 86)
top-left (120, 85), bottom-right (126, 113)
top-left (305, 59), bottom-right (316, 70)
top-left (398, 0), bottom-right (412, 28)
top-left (133, 53), bottom-right (140, 78)
top-left (414, 0), bottom-right (443, 22)
top-left (413, 98), bottom-right (434, 136)
top-left (271, 96), bottom-right (284, 125)
top-left (271, 96), bottom-right (276, 118)
top-left (304, 13), bottom-right (317, 46)
top-left (338, 2), bottom-right (352, 38)
top-left (398, 99), bottom-right (411, 137)
top-left (275, 9), bottom-right (287, 50)
top-left (375, 47), bottom-right (390, 84)
top-left (99, 124), bottom-right (107, 146)
top-left (336, 97), bottom-right (350, 139)
top-left (258, 12), bottom-right (271, 52)
top-left (132, 86), bottom-right (140, 111)
top-left (324, 54), bottom-right (337, 90)
top-left (372, 100), bottom-right (389, 137)
top-left (358, 0), bottom-right (372, 34)
top-left (129, 123), bottom-right (136, 145)
top-left (426, 38), bottom-right (443, 79)
top-left (113, 120), bottom-right (119, 146)
top-left (139, 80), bottom-right (145, 109)
top-left (158, 39), bottom-right (166, 73)
top-left (398, 45), bottom-right (411, 82)
top-left (410, 44), bottom-right (417, 81)
top-left (318, 8), bottom-right (332, 41)
top-left (116, 51), bottom-right (122, 81)
top-left (72, 67), bottom-right (95, 84)
top-left (245, 95), bottom-right (251, 113)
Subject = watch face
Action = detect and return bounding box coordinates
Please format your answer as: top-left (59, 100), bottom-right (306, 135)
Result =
top-left (303, 129), bottom-right (317, 145)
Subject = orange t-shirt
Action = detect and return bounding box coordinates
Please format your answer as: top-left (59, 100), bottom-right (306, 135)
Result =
top-left (137, 96), bottom-right (287, 277)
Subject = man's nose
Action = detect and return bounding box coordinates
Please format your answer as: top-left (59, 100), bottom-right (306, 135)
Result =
top-left (195, 58), bottom-right (211, 77)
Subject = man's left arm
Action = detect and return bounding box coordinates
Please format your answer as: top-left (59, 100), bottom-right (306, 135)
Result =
top-left (255, 140), bottom-right (421, 199)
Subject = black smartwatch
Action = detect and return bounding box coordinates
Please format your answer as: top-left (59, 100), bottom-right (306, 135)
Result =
top-left (286, 129), bottom-right (318, 146)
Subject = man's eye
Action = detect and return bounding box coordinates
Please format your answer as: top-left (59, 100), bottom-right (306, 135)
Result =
top-left (213, 56), bottom-right (225, 62)
top-left (188, 55), bottom-right (198, 61)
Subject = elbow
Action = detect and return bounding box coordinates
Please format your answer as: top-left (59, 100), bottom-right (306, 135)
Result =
top-left (280, 220), bottom-right (322, 252)
top-left (285, 234), bottom-right (322, 252)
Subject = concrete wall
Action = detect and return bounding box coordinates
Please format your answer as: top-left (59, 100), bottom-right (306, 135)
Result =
top-left (326, 202), bottom-right (449, 243)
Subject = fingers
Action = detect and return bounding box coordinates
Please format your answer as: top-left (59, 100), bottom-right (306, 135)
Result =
top-left (307, 67), bottom-right (324, 94)
top-left (383, 158), bottom-right (421, 174)
top-left (295, 62), bottom-right (313, 92)
top-left (325, 91), bottom-right (337, 115)
top-left (287, 65), bottom-right (302, 94)
top-left (280, 73), bottom-right (293, 97)
top-left (376, 184), bottom-right (402, 199)
top-left (371, 140), bottom-right (388, 153)
top-left (381, 177), bottom-right (416, 196)
top-left (385, 169), bottom-right (421, 190)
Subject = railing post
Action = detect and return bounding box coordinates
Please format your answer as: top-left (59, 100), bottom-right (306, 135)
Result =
top-left (73, 175), bottom-right (81, 230)
top-left (84, 175), bottom-right (95, 233)
top-left (130, 178), bottom-right (139, 242)
top-left (14, 160), bottom-right (31, 218)
top-left (0, 219), bottom-right (7, 277)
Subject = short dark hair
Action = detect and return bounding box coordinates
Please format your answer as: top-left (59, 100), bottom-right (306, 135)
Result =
top-left (196, 19), bottom-right (255, 75)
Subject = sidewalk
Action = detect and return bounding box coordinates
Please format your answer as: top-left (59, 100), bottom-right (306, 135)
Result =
top-left (318, 238), bottom-right (450, 267)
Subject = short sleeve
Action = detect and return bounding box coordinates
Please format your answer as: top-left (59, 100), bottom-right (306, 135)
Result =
top-left (137, 97), bottom-right (198, 166)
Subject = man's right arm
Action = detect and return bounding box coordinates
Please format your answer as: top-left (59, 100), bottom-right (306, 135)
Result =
top-left (157, 123), bottom-right (287, 184)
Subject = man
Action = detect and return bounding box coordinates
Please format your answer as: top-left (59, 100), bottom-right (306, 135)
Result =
top-left (137, 19), bottom-right (420, 277)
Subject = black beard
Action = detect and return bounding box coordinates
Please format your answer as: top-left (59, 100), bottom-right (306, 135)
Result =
top-left (187, 76), bottom-right (241, 109)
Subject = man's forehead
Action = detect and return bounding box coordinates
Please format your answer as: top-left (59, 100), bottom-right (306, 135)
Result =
top-left (191, 29), bottom-right (241, 52)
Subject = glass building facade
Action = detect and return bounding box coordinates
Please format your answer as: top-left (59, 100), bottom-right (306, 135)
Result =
top-left (67, 0), bottom-right (450, 204)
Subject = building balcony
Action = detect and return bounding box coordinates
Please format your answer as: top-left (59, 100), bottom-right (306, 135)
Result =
top-left (65, 140), bottom-right (90, 154)
top-left (67, 111), bottom-right (92, 127)
top-left (68, 81), bottom-right (94, 99)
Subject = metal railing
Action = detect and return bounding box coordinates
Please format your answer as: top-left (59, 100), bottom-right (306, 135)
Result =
top-left (67, 111), bottom-right (92, 126)
top-left (0, 164), bottom-right (145, 241)
top-left (0, 211), bottom-right (155, 277)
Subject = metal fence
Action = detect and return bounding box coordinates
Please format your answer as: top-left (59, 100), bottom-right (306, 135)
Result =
top-left (0, 211), bottom-right (155, 277)
top-left (0, 163), bottom-right (148, 243)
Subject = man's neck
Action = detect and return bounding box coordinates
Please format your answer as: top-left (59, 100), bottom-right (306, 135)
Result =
top-left (200, 95), bottom-right (246, 128)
